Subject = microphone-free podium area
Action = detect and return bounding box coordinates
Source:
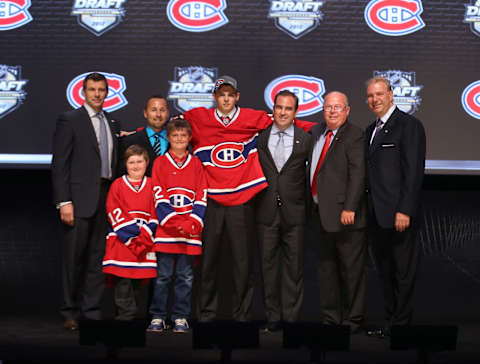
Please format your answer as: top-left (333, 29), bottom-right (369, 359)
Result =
top-left (390, 325), bottom-right (458, 364)
top-left (283, 322), bottom-right (351, 363)
top-left (79, 319), bottom-right (146, 359)
top-left (193, 320), bottom-right (259, 362)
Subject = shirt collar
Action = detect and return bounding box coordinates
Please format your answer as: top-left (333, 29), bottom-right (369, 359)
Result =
top-left (271, 122), bottom-right (294, 137)
top-left (83, 102), bottom-right (102, 118)
top-left (379, 104), bottom-right (396, 124)
top-left (146, 125), bottom-right (166, 138)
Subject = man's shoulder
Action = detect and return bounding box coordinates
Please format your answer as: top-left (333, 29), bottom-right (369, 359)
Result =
top-left (293, 124), bottom-right (312, 139)
top-left (59, 106), bottom-right (87, 120)
top-left (122, 127), bottom-right (148, 144)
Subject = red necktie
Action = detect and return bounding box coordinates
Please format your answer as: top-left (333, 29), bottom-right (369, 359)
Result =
top-left (311, 130), bottom-right (333, 198)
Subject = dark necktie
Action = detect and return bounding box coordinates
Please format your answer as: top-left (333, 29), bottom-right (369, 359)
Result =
top-left (221, 115), bottom-right (230, 125)
top-left (371, 118), bottom-right (383, 144)
top-left (311, 130), bottom-right (333, 198)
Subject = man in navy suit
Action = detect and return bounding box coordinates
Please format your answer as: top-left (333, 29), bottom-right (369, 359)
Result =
top-left (119, 95), bottom-right (170, 176)
top-left (52, 72), bottom-right (121, 329)
top-left (364, 76), bottom-right (426, 337)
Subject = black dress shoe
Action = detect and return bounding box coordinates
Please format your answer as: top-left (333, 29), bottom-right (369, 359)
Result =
top-left (261, 321), bottom-right (282, 333)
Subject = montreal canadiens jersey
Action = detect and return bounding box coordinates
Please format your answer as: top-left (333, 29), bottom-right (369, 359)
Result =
top-left (102, 176), bottom-right (157, 279)
top-left (182, 107), bottom-right (274, 206)
top-left (151, 152), bottom-right (208, 255)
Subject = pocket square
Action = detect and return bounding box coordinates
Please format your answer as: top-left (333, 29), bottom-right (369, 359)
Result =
top-left (381, 143), bottom-right (395, 148)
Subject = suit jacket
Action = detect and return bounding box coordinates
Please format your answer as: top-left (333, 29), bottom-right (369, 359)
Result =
top-left (51, 106), bottom-right (120, 218)
top-left (118, 127), bottom-right (157, 177)
top-left (365, 107), bottom-right (426, 228)
top-left (255, 124), bottom-right (312, 226)
top-left (310, 120), bottom-right (367, 232)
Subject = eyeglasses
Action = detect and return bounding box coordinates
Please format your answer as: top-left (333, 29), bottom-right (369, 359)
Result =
top-left (324, 105), bottom-right (346, 112)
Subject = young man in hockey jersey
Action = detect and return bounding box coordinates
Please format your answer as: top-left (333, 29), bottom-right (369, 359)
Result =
top-left (102, 145), bottom-right (157, 320)
top-left (178, 76), bottom-right (314, 322)
top-left (147, 119), bottom-right (207, 333)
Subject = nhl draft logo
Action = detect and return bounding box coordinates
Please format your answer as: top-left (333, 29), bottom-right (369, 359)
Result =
top-left (0, 0), bottom-right (33, 31)
top-left (0, 65), bottom-right (28, 119)
top-left (364, 0), bottom-right (425, 36)
top-left (268, 0), bottom-right (324, 39)
top-left (71, 0), bottom-right (126, 36)
top-left (264, 74), bottom-right (325, 117)
top-left (374, 70), bottom-right (422, 114)
top-left (464, 1), bottom-right (480, 37)
top-left (462, 80), bottom-right (480, 120)
top-left (66, 72), bottom-right (128, 112)
top-left (167, 66), bottom-right (217, 113)
top-left (167, 0), bottom-right (228, 32)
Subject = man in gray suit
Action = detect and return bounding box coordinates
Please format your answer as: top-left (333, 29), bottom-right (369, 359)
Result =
top-left (310, 91), bottom-right (366, 333)
top-left (256, 90), bottom-right (312, 332)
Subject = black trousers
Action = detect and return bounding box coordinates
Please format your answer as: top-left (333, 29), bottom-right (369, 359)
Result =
top-left (60, 182), bottom-right (109, 320)
top-left (257, 211), bottom-right (304, 323)
top-left (313, 226), bottom-right (366, 330)
top-left (114, 278), bottom-right (143, 321)
top-left (369, 213), bottom-right (421, 327)
top-left (198, 198), bottom-right (255, 322)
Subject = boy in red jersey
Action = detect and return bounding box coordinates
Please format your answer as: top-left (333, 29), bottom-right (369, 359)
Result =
top-left (102, 145), bottom-right (157, 321)
top-left (147, 119), bottom-right (207, 333)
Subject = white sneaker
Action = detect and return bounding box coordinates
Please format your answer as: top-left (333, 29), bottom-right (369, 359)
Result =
top-left (173, 318), bottom-right (189, 333)
top-left (147, 318), bottom-right (167, 332)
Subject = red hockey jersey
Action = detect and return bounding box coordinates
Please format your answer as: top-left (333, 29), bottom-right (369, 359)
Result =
top-left (151, 152), bottom-right (207, 255)
top-left (102, 176), bottom-right (157, 279)
top-left (181, 107), bottom-right (314, 206)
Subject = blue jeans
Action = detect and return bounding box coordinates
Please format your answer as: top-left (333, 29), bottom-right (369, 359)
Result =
top-left (149, 253), bottom-right (194, 320)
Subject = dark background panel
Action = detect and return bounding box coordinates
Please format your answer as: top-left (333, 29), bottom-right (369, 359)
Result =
top-left (1, 0), bottom-right (480, 165)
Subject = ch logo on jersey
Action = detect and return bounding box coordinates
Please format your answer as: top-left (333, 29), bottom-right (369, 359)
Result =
top-left (268, 0), bottom-right (324, 39)
top-left (167, 0), bottom-right (228, 32)
top-left (264, 74), bottom-right (325, 117)
top-left (462, 80), bottom-right (480, 120)
top-left (0, 0), bottom-right (32, 31)
top-left (71, 0), bottom-right (126, 36)
top-left (66, 71), bottom-right (128, 112)
top-left (168, 187), bottom-right (195, 214)
top-left (0, 64), bottom-right (28, 119)
top-left (211, 142), bottom-right (246, 169)
top-left (167, 66), bottom-right (217, 113)
top-left (374, 70), bottom-right (422, 114)
top-left (364, 0), bottom-right (425, 36)
top-left (464, 1), bottom-right (480, 37)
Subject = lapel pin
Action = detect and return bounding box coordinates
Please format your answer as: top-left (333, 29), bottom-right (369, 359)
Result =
top-left (295, 140), bottom-right (300, 144)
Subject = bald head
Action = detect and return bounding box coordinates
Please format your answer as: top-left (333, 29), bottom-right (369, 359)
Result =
top-left (323, 91), bottom-right (350, 130)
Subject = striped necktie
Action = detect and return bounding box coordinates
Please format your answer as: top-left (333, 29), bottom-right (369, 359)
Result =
top-left (153, 133), bottom-right (162, 156)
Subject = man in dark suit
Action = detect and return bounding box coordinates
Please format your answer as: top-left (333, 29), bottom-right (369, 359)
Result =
top-left (255, 90), bottom-right (312, 332)
top-left (119, 95), bottom-right (170, 176)
top-left (51, 72), bottom-right (121, 329)
top-left (310, 91), bottom-right (367, 333)
top-left (364, 77), bottom-right (426, 337)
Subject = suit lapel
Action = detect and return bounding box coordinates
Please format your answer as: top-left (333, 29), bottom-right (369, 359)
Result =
top-left (259, 125), bottom-right (277, 171)
top-left (369, 107), bottom-right (398, 154)
top-left (319, 122), bottom-right (347, 171)
top-left (281, 126), bottom-right (302, 171)
top-left (81, 106), bottom-right (100, 156)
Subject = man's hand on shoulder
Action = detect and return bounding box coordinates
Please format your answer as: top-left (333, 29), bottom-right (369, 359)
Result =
top-left (395, 212), bottom-right (410, 232)
top-left (60, 203), bottom-right (75, 226)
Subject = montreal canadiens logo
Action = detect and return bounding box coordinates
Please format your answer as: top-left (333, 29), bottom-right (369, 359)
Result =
top-left (364, 0), bottom-right (425, 36)
top-left (0, 0), bottom-right (33, 31)
top-left (66, 72), bottom-right (128, 112)
top-left (168, 187), bottom-right (195, 214)
top-left (211, 142), bottom-right (246, 169)
top-left (264, 75), bottom-right (325, 117)
top-left (167, 0), bottom-right (228, 32)
top-left (462, 80), bottom-right (480, 120)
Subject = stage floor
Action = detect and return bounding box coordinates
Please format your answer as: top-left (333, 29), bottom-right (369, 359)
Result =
top-left (1, 316), bottom-right (480, 363)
